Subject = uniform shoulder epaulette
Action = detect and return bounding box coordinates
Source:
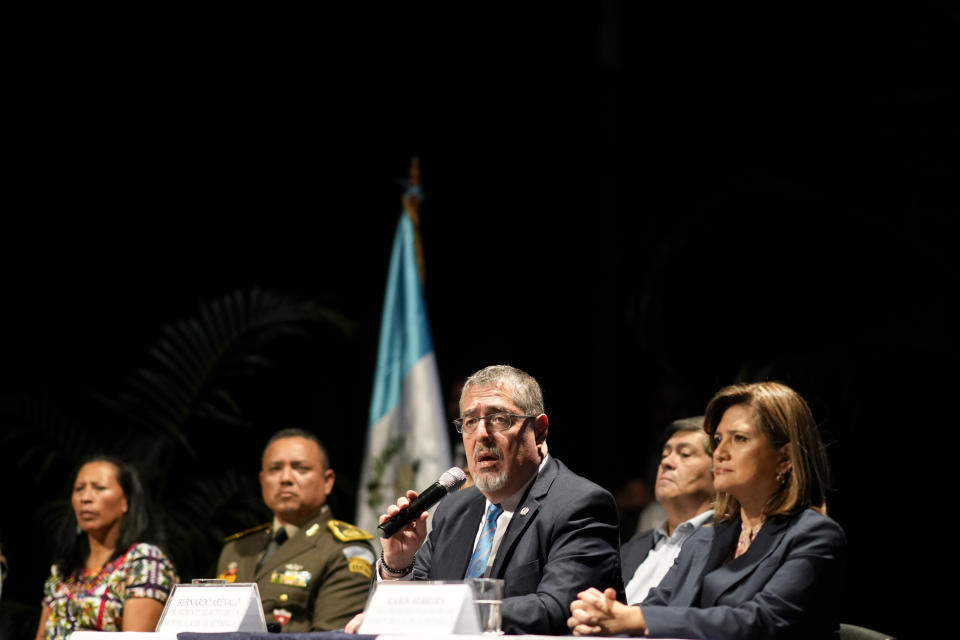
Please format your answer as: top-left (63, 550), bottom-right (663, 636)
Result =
top-left (223, 522), bottom-right (270, 542)
top-left (327, 519), bottom-right (373, 542)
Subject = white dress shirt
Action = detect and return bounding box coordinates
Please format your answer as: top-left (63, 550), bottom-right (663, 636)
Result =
top-left (624, 509), bottom-right (714, 604)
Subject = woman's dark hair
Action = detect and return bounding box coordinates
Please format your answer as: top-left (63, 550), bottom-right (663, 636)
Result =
top-left (52, 455), bottom-right (162, 577)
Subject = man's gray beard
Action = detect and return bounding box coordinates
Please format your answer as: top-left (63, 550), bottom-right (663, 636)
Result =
top-left (474, 469), bottom-right (509, 494)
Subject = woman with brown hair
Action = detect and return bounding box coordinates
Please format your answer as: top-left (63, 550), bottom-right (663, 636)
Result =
top-left (569, 381), bottom-right (845, 639)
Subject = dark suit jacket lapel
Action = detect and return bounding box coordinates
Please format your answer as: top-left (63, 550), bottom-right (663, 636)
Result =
top-left (489, 457), bottom-right (558, 578)
top-left (439, 492), bottom-right (486, 578)
top-left (621, 530), bottom-right (656, 583)
top-left (701, 517), bottom-right (739, 576)
top-left (699, 514), bottom-right (792, 606)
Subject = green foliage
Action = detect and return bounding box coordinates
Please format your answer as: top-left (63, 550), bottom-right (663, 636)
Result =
top-left (364, 435), bottom-right (407, 509)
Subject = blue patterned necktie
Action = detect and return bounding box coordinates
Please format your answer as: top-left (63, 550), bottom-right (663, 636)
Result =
top-left (465, 503), bottom-right (503, 579)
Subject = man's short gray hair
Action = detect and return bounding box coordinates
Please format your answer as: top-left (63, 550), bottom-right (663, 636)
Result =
top-left (460, 365), bottom-right (545, 416)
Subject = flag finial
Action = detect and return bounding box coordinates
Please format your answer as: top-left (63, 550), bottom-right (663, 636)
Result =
top-left (402, 156), bottom-right (426, 285)
top-left (408, 156), bottom-right (420, 186)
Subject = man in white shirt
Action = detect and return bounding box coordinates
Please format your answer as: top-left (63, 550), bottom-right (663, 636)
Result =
top-left (621, 416), bottom-right (715, 604)
top-left (349, 365), bottom-right (622, 635)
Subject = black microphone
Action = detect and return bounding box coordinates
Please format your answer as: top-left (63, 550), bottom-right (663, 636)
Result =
top-left (378, 467), bottom-right (467, 538)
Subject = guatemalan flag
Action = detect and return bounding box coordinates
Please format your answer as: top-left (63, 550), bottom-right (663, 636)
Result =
top-left (355, 174), bottom-right (452, 537)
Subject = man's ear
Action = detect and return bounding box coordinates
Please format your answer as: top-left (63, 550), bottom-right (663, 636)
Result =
top-left (323, 468), bottom-right (336, 496)
top-left (534, 414), bottom-right (549, 444)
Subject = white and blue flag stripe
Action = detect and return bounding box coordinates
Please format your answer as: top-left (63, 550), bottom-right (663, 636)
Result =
top-left (356, 209), bottom-right (452, 537)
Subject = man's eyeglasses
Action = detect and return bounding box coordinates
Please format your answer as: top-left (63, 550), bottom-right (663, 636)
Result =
top-left (453, 412), bottom-right (536, 434)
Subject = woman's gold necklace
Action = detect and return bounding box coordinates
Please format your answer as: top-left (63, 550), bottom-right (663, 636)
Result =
top-left (735, 519), bottom-right (764, 558)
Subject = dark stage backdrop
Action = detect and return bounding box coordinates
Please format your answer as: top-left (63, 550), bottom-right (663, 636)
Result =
top-left (1, 5), bottom-right (956, 639)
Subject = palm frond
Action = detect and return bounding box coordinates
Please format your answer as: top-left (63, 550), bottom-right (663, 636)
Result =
top-left (158, 469), bottom-right (268, 579)
top-left (97, 287), bottom-right (353, 458)
top-left (0, 394), bottom-right (98, 489)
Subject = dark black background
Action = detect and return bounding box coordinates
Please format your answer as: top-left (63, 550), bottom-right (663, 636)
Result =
top-left (2, 5), bottom-right (957, 639)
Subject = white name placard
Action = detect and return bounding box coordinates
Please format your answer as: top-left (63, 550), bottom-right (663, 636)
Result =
top-left (155, 582), bottom-right (267, 633)
top-left (359, 581), bottom-right (481, 635)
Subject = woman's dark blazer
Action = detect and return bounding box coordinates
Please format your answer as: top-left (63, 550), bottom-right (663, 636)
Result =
top-left (641, 508), bottom-right (845, 640)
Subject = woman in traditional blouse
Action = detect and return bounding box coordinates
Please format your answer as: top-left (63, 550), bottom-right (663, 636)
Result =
top-left (35, 456), bottom-right (178, 639)
top-left (568, 381), bottom-right (845, 640)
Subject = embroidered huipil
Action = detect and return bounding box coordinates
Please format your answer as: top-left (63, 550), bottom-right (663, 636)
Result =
top-left (41, 543), bottom-right (177, 639)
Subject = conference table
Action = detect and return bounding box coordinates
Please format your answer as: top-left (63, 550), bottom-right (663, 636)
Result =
top-left (72, 633), bottom-right (585, 640)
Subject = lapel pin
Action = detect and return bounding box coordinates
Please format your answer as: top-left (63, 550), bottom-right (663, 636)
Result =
top-left (520, 507), bottom-right (529, 516)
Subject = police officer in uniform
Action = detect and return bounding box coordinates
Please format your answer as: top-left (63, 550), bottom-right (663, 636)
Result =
top-left (217, 429), bottom-right (374, 631)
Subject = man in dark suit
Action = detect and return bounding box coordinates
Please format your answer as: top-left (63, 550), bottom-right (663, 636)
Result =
top-left (621, 417), bottom-right (714, 604)
top-left (363, 365), bottom-right (623, 635)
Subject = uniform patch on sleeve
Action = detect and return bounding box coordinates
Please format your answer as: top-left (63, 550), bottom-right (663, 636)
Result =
top-left (327, 519), bottom-right (374, 542)
top-left (342, 545), bottom-right (375, 578)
